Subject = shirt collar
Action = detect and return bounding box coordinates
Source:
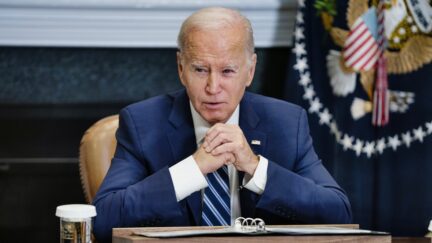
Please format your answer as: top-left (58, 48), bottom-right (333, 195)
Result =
top-left (189, 102), bottom-right (240, 145)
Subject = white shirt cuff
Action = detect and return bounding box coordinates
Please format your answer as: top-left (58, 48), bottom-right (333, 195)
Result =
top-left (169, 155), bottom-right (208, 202)
top-left (242, 155), bottom-right (268, 194)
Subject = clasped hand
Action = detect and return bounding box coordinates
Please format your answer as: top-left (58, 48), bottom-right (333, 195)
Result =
top-left (193, 123), bottom-right (259, 176)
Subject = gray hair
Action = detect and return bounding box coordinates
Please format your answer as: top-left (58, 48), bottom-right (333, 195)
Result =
top-left (177, 7), bottom-right (255, 55)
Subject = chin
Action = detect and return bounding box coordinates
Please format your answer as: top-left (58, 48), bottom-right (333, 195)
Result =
top-left (202, 113), bottom-right (229, 125)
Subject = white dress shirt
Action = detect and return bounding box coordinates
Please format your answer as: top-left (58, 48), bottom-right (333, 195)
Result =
top-left (169, 103), bottom-right (269, 225)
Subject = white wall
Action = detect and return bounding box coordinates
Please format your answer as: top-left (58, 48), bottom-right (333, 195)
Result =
top-left (0, 0), bottom-right (297, 47)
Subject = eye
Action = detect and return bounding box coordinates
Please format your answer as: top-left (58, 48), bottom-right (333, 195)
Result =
top-left (222, 69), bottom-right (235, 74)
top-left (195, 67), bottom-right (208, 73)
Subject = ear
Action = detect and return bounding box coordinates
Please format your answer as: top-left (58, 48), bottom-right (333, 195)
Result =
top-left (177, 51), bottom-right (186, 86)
top-left (246, 53), bottom-right (257, 87)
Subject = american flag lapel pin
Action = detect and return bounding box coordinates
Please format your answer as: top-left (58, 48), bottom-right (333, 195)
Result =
top-left (251, 140), bottom-right (261, 145)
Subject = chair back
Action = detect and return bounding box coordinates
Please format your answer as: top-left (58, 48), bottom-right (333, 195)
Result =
top-left (79, 115), bottom-right (119, 203)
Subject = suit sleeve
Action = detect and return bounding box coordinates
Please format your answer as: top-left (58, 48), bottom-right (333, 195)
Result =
top-left (255, 109), bottom-right (352, 224)
top-left (92, 108), bottom-right (189, 242)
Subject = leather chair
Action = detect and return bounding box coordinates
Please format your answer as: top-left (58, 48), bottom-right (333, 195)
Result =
top-left (79, 115), bottom-right (119, 203)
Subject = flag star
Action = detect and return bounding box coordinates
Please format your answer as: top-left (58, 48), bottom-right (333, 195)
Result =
top-left (376, 138), bottom-right (386, 154)
top-left (298, 0), bottom-right (305, 8)
top-left (353, 139), bottom-right (364, 156)
top-left (426, 121), bottom-right (432, 134)
top-left (295, 27), bottom-right (305, 40)
top-left (319, 108), bottom-right (332, 125)
top-left (362, 141), bottom-right (375, 158)
top-left (308, 98), bottom-right (323, 113)
top-left (388, 135), bottom-right (401, 151)
top-left (413, 126), bottom-right (426, 142)
top-left (401, 132), bottom-right (412, 147)
top-left (363, 141), bottom-right (375, 158)
top-left (296, 12), bottom-right (304, 24)
top-left (294, 57), bottom-right (308, 73)
top-left (292, 42), bottom-right (306, 56)
top-left (341, 134), bottom-right (354, 151)
top-left (299, 72), bottom-right (311, 86)
top-left (303, 86), bottom-right (315, 100)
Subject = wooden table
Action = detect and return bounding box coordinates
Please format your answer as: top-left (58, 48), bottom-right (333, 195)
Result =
top-left (392, 237), bottom-right (432, 243)
top-left (113, 225), bottom-right (392, 243)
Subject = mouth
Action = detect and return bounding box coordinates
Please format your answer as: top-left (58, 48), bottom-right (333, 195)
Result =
top-left (203, 102), bottom-right (225, 110)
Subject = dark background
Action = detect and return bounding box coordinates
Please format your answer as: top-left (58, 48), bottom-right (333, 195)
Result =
top-left (283, 0), bottom-right (432, 238)
top-left (0, 47), bottom-right (290, 242)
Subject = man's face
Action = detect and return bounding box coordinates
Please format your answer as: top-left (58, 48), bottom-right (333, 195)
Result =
top-left (177, 26), bottom-right (257, 125)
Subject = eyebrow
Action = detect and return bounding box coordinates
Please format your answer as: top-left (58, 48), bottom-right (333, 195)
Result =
top-left (224, 65), bottom-right (239, 70)
top-left (190, 63), bottom-right (239, 70)
top-left (191, 63), bottom-right (206, 67)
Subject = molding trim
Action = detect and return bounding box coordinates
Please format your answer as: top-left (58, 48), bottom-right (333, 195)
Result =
top-left (0, 0), bottom-right (297, 48)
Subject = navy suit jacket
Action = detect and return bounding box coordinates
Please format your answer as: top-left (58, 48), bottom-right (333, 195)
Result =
top-left (93, 90), bottom-right (352, 242)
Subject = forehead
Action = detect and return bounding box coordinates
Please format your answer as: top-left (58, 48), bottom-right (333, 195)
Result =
top-left (182, 27), bottom-right (248, 63)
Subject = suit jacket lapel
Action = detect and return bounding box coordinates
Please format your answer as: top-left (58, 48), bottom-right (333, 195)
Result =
top-left (166, 90), bottom-right (202, 226)
top-left (239, 92), bottom-right (267, 168)
top-left (239, 92), bottom-right (267, 217)
top-left (167, 90), bottom-right (196, 164)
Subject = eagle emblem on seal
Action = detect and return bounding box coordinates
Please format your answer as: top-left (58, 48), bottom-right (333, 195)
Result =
top-left (318, 0), bottom-right (432, 121)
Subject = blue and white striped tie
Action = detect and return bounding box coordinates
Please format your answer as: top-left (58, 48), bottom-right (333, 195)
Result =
top-left (201, 165), bottom-right (230, 226)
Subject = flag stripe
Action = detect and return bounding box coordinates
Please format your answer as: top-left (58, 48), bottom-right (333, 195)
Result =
top-left (344, 25), bottom-right (369, 56)
top-left (345, 36), bottom-right (376, 67)
top-left (345, 20), bottom-right (367, 45)
top-left (344, 31), bottom-right (374, 60)
top-left (359, 46), bottom-right (380, 70)
top-left (348, 39), bottom-right (378, 69)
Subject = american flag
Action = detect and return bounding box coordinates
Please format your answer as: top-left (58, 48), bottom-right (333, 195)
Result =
top-left (343, 8), bottom-right (380, 72)
top-left (372, 1), bottom-right (389, 126)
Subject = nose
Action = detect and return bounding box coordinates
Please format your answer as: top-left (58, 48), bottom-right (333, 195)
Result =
top-left (205, 72), bottom-right (222, 94)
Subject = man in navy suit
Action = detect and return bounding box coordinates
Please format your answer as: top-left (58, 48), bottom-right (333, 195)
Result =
top-left (93, 7), bottom-right (352, 242)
